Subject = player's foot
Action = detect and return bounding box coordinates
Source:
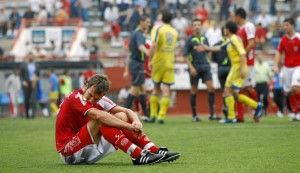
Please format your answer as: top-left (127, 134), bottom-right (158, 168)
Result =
top-left (236, 118), bottom-right (245, 123)
top-left (140, 116), bottom-right (150, 122)
top-left (156, 147), bottom-right (181, 163)
top-left (219, 118), bottom-right (237, 124)
top-left (149, 117), bottom-right (156, 123)
top-left (192, 116), bottom-right (201, 122)
top-left (254, 102), bottom-right (263, 118)
top-left (291, 113), bottom-right (300, 121)
top-left (157, 119), bottom-right (164, 124)
top-left (276, 111), bottom-right (284, 118)
top-left (132, 150), bottom-right (164, 165)
top-left (209, 114), bottom-right (221, 121)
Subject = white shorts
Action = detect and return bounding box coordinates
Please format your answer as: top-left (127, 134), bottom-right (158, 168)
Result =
top-left (243, 66), bottom-right (256, 87)
top-left (282, 66), bottom-right (300, 92)
top-left (145, 78), bottom-right (154, 92)
top-left (60, 136), bottom-right (116, 164)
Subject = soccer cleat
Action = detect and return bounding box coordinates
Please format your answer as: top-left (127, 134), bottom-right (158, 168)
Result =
top-left (156, 147), bottom-right (181, 163)
top-left (209, 114), bottom-right (221, 121)
top-left (149, 117), bottom-right (156, 123)
top-left (219, 118), bottom-right (237, 124)
top-left (157, 119), bottom-right (164, 124)
top-left (132, 150), bottom-right (164, 165)
top-left (276, 111), bottom-right (284, 118)
top-left (254, 102), bottom-right (263, 118)
top-left (192, 116), bottom-right (201, 122)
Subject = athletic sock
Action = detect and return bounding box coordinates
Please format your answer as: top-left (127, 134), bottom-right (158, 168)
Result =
top-left (125, 94), bottom-right (136, 110)
top-left (289, 94), bottom-right (299, 113)
top-left (121, 128), bottom-right (159, 153)
top-left (100, 126), bottom-right (142, 158)
top-left (237, 94), bottom-right (258, 109)
top-left (139, 94), bottom-right (149, 117)
top-left (150, 94), bottom-right (159, 118)
top-left (225, 95), bottom-right (235, 119)
top-left (190, 93), bottom-right (197, 117)
top-left (286, 93), bottom-right (293, 113)
top-left (158, 97), bottom-right (170, 120)
top-left (208, 92), bottom-right (215, 116)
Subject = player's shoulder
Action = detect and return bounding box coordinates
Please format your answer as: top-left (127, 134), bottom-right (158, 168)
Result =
top-left (294, 32), bottom-right (300, 40)
top-left (245, 21), bottom-right (255, 28)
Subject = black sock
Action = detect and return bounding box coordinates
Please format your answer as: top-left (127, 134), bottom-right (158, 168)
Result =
top-left (286, 93), bottom-right (293, 113)
top-left (125, 94), bottom-right (135, 109)
top-left (208, 92), bottom-right (215, 116)
top-left (139, 94), bottom-right (149, 117)
top-left (190, 94), bottom-right (197, 117)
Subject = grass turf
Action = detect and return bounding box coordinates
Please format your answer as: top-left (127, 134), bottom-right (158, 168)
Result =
top-left (0, 115), bottom-right (299, 173)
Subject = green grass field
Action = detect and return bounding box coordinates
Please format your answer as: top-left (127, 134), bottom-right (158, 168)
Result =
top-left (1, 115), bottom-right (300, 173)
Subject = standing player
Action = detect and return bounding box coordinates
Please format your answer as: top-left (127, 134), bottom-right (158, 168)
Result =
top-left (55, 74), bottom-right (180, 165)
top-left (148, 10), bottom-right (178, 124)
top-left (203, 21), bottom-right (263, 123)
top-left (183, 18), bottom-right (218, 122)
top-left (234, 8), bottom-right (259, 122)
top-left (274, 18), bottom-right (300, 121)
top-left (123, 15), bottom-right (151, 119)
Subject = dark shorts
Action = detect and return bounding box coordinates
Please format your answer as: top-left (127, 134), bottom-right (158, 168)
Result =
top-left (218, 66), bottom-right (231, 90)
top-left (189, 64), bottom-right (212, 86)
top-left (129, 59), bottom-right (145, 86)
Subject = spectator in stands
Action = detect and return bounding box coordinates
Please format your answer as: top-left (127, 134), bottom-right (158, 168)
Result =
top-left (219, 0), bottom-right (231, 21)
top-left (48, 68), bottom-right (59, 117)
top-left (7, 7), bottom-right (21, 38)
top-left (171, 11), bottom-right (189, 39)
top-left (89, 38), bottom-right (99, 59)
top-left (20, 52), bottom-right (40, 119)
top-left (77, 0), bottom-right (92, 21)
top-left (29, 0), bottom-right (42, 14)
top-left (31, 45), bottom-right (48, 59)
top-left (128, 5), bottom-right (146, 31)
top-left (5, 68), bottom-right (22, 118)
top-left (255, 10), bottom-right (273, 29)
top-left (0, 46), bottom-right (4, 56)
top-left (53, 42), bottom-right (67, 59)
top-left (83, 64), bottom-right (96, 83)
top-left (0, 4), bottom-right (8, 38)
top-left (80, 42), bottom-right (90, 60)
top-left (255, 23), bottom-right (267, 50)
top-left (104, 3), bottom-right (119, 23)
top-left (23, 6), bottom-right (35, 19)
top-left (44, 0), bottom-right (56, 17)
top-left (194, 3), bottom-right (209, 24)
top-left (37, 5), bottom-right (48, 25)
top-left (254, 56), bottom-right (273, 116)
top-left (55, 6), bottom-right (68, 26)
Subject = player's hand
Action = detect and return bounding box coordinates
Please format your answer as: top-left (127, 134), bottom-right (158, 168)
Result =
top-left (197, 45), bottom-right (207, 52)
top-left (190, 67), bottom-right (197, 77)
top-left (123, 71), bottom-right (129, 79)
top-left (240, 68), bottom-right (246, 78)
top-left (131, 121), bottom-right (143, 139)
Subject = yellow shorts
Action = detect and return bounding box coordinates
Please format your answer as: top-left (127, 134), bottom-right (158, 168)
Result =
top-left (225, 65), bottom-right (248, 89)
top-left (49, 91), bottom-right (59, 101)
top-left (151, 66), bottom-right (174, 85)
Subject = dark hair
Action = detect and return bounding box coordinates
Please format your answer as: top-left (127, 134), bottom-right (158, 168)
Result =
top-left (234, 7), bottom-right (247, 19)
top-left (192, 18), bottom-right (202, 24)
top-left (139, 15), bottom-right (150, 23)
top-left (225, 21), bottom-right (238, 34)
top-left (87, 74), bottom-right (110, 94)
top-left (162, 10), bottom-right (173, 24)
top-left (284, 18), bottom-right (295, 25)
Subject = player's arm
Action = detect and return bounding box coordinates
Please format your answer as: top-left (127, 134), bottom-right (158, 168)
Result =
top-left (183, 38), bottom-right (197, 76)
top-left (86, 108), bottom-right (137, 131)
top-left (245, 24), bottom-right (256, 54)
top-left (245, 38), bottom-right (255, 54)
top-left (274, 51), bottom-right (282, 74)
top-left (123, 56), bottom-right (130, 79)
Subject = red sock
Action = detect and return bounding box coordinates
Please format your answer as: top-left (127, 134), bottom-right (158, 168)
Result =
top-left (100, 126), bottom-right (142, 158)
top-left (236, 101), bottom-right (244, 121)
top-left (289, 94), bottom-right (299, 113)
top-left (121, 128), bottom-right (159, 153)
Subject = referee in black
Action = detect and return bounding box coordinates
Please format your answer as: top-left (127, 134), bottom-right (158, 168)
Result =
top-left (123, 15), bottom-right (151, 120)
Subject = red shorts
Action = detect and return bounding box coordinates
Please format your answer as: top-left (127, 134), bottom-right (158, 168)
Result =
top-left (60, 124), bottom-right (94, 157)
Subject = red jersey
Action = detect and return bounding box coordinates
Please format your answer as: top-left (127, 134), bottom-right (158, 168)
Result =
top-left (55, 89), bottom-right (116, 152)
top-left (277, 33), bottom-right (300, 68)
top-left (237, 22), bottom-right (256, 66)
top-left (82, 71), bottom-right (96, 81)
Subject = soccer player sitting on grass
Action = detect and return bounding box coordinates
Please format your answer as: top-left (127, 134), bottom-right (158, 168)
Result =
top-left (202, 21), bottom-right (263, 123)
top-left (55, 74), bottom-right (180, 165)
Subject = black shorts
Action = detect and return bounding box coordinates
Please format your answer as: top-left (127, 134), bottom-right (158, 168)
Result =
top-left (129, 59), bottom-right (145, 86)
top-left (189, 64), bottom-right (212, 86)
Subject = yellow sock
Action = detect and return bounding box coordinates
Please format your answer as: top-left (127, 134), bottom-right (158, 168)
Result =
top-left (50, 102), bottom-right (58, 116)
top-left (237, 94), bottom-right (258, 109)
top-left (158, 97), bottom-right (170, 120)
top-left (225, 95), bottom-right (235, 119)
top-left (150, 95), bottom-right (159, 118)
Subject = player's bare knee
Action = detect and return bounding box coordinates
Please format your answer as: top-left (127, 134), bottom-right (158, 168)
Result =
top-left (114, 112), bottom-right (128, 122)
